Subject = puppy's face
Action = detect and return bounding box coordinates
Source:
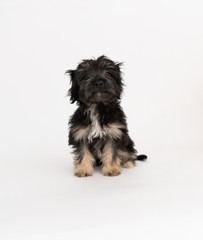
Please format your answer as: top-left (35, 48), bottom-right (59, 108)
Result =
top-left (67, 56), bottom-right (123, 105)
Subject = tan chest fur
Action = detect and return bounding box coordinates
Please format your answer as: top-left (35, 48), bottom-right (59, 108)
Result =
top-left (73, 105), bottom-right (124, 142)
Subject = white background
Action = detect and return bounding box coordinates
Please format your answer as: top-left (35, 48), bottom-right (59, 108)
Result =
top-left (0, 0), bottom-right (203, 239)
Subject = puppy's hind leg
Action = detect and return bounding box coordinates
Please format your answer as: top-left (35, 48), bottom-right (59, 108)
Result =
top-left (117, 150), bottom-right (136, 168)
top-left (119, 152), bottom-right (147, 168)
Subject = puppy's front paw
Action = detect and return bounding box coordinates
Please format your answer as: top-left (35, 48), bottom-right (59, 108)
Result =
top-left (74, 166), bottom-right (93, 177)
top-left (102, 166), bottom-right (121, 176)
top-left (75, 171), bottom-right (92, 177)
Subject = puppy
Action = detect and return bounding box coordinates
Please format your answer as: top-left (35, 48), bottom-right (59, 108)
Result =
top-left (66, 56), bottom-right (147, 177)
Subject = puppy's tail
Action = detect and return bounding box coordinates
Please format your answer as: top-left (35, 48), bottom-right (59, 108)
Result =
top-left (136, 154), bottom-right (147, 161)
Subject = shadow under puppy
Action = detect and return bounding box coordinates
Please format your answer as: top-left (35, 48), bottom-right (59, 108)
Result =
top-left (66, 56), bottom-right (147, 177)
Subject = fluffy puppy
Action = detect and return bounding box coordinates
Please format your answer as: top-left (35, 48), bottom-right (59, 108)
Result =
top-left (66, 56), bottom-right (147, 177)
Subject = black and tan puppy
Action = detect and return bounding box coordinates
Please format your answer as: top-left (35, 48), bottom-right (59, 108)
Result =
top-left (66, 56), bottom-right (147, 177)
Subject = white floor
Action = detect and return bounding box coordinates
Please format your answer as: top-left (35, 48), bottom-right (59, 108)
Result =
top-left (1, 145), bottom-right (203, 240)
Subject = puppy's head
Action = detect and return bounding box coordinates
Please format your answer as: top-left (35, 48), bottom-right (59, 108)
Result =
top-left (66, 56), bottom-right (123, 105)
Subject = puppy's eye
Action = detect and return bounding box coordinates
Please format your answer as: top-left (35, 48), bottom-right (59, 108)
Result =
top-left (81, 74), bottom-right (89, 81)
top-left (105, 72), bottom-right (111, 76)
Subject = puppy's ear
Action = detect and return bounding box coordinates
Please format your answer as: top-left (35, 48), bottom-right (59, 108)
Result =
top-left (114, 62), bottom-right (123, 99)
top-left (115, 62), bottom-right (123, 72)
top-left (65, 69), bottom-right (79, 104)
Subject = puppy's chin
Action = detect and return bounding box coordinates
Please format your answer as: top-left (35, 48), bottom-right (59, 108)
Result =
top-left (83, 90), bottom-right (116, 104)
top-left (93, 91), bottom-right (110, 102)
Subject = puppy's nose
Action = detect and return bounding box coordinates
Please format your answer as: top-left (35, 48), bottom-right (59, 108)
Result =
top-left (94, 80), bottom-right (104, 87)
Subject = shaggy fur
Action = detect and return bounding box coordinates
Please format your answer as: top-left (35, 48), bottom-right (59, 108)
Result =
top-left (66, 56), bottom-right (147, 177)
